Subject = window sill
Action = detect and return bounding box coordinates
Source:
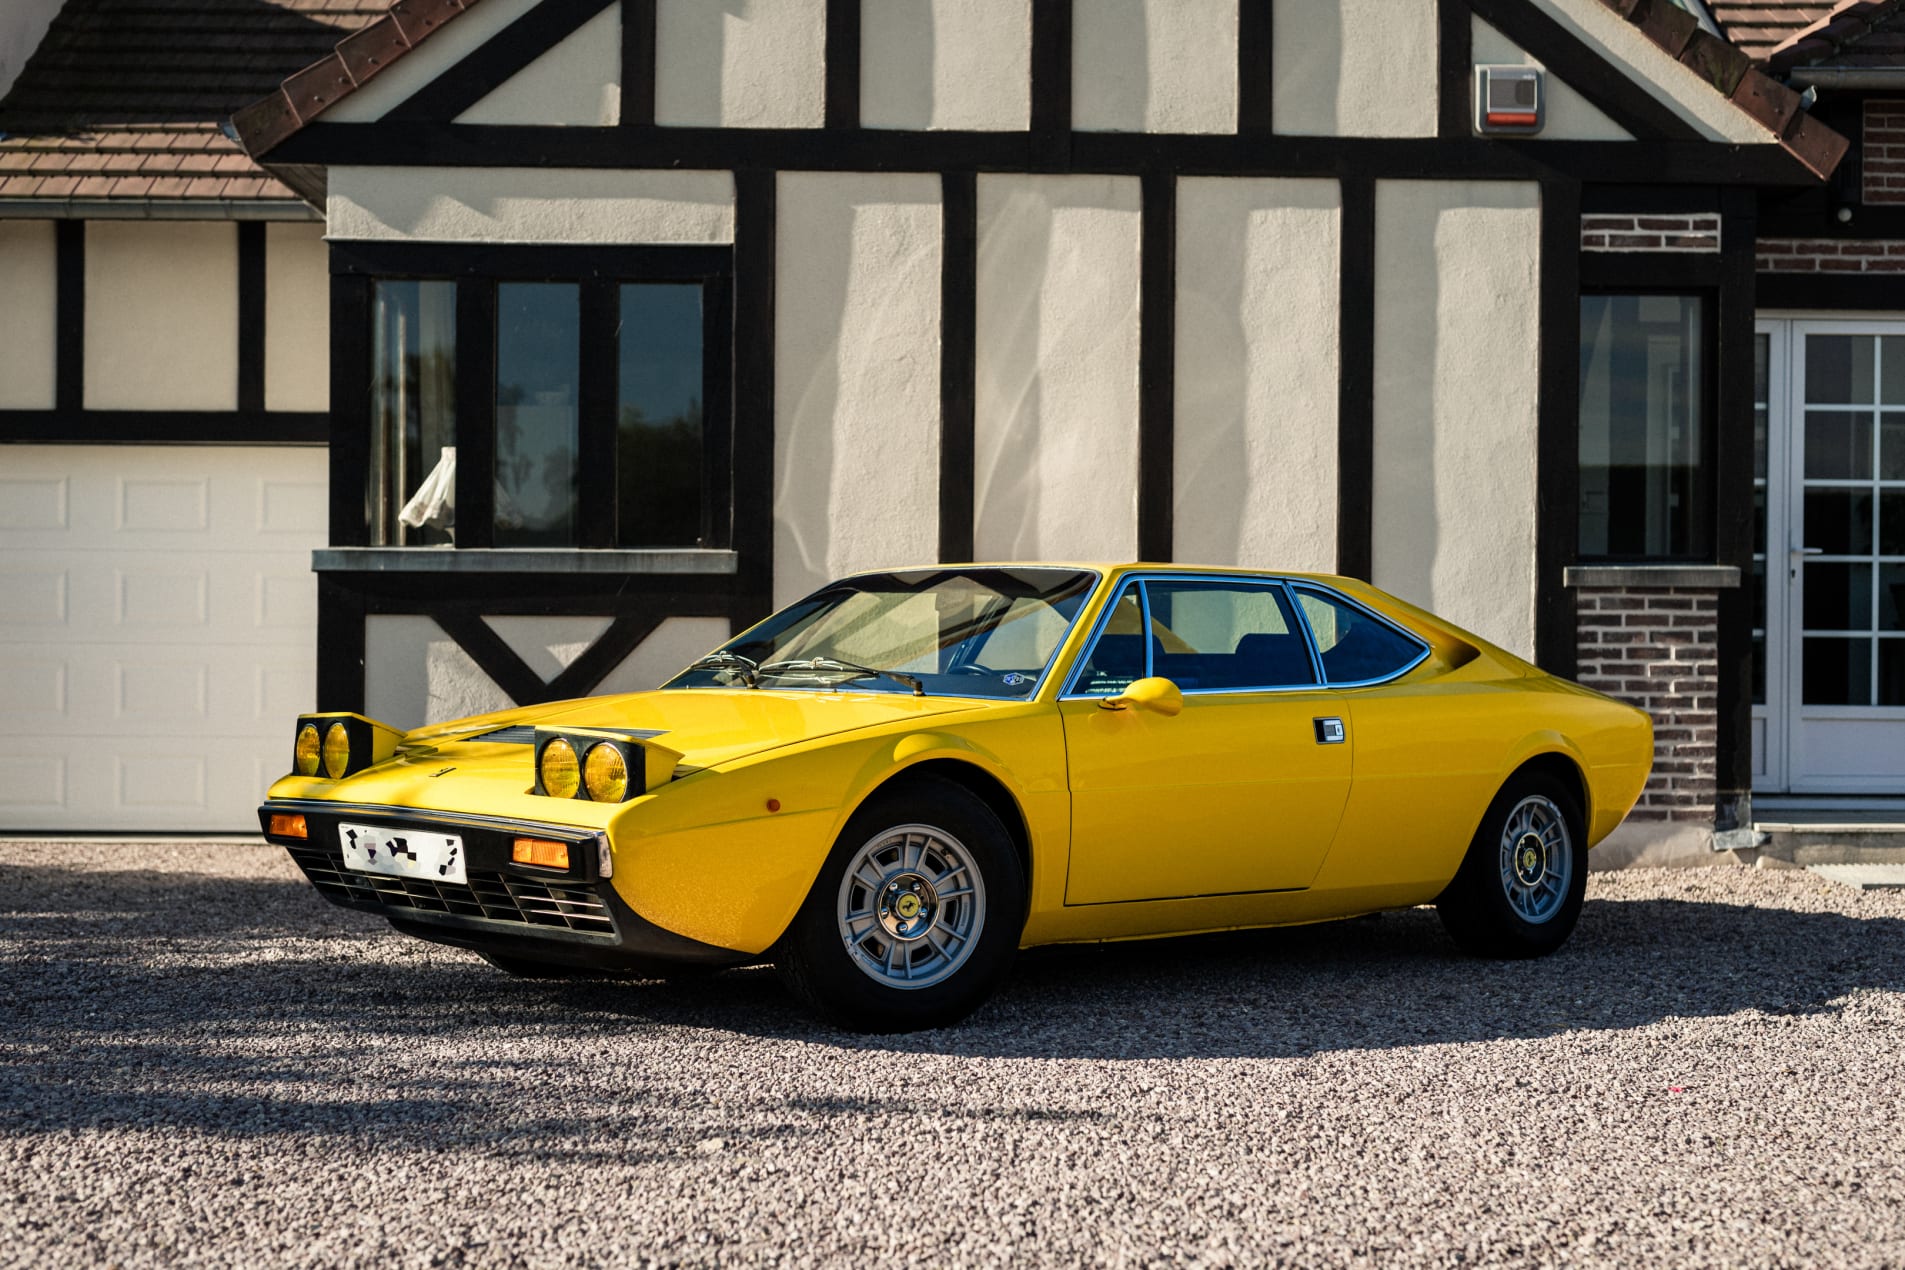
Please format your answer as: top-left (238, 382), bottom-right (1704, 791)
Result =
top-left (311, 548), bottom-right (739, 575)
top-left (1563, 564), bottom-right (1741, 589)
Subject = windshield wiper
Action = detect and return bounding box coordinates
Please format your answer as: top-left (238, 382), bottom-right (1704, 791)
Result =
top-left (756, 657), bottom-right (926, 697)
top-left (685, 650), bottom-right (759, 687)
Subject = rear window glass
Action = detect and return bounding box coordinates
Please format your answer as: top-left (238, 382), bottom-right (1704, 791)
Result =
top-left (1293, 587), bottom-right (1427, 685)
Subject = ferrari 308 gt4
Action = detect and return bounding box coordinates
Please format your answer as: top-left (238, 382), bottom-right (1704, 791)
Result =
top-left (261, 565), bottom-right (1652, 1031)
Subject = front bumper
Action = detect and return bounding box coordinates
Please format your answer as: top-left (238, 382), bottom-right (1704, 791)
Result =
top-left (259, 799), bottom-right (748, 970)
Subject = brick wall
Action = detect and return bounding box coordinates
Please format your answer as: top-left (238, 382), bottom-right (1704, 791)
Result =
top-left (1866, 99), bottom-right (1905, 206)
top-left (1757, 238), bottom-right (1905, 272)
top-left (1575, 586), bottom-right (1718, 823)
top-left (1581, 213), bottom-right (1720, 252)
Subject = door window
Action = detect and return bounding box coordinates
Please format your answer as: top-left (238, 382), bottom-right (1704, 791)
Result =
top-left (1142, 580), bottom-right (1317, 690)
top-left (1798, 334), bottom-right (1905, 706)
top-left (1292, 586), bottom-right (1428, 685)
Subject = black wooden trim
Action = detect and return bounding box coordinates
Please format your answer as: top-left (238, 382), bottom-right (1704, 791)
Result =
top-left (270, 123), bottom-right (1823, 187)
top-left (1464, 0), bottom-right (1704, 143)
top-left (55, 219), bottom-right (83, 412)
top-left (1237, 0), bottom-right (1272, 135)
top-left (237, 221), bottom-right (267, 414)
top-left (316, 575), bottom-right (367, 711)
top-left (578, 279), bottom-right (618, 549)
top-left (0, 410), bottom-right (327, 445)
top-left (384, 0), bottom-right (617, 122)
top-left (1336, 175), bottom-right (1375, 582)
top-left (1584, 185), bottom-right (1722, 214)
top-left (939, 171), bottom-right (977, 564)
top-left (825, 0), bottom-right (860, 131)
top-left (455, 279), bottom-right (497, 549)
top-left (1759, 205), bottom-right (1905, 239)
top-left (330, 242), bottom-right (733, 279)
top-left (329, 270), bottom-right (372, 547)
top-left (1139, 169), bottom-right (1175, 562)
top-left (730, 169), bottom-right (777, 626)
top-left (1031, 0), bottom-right (1072, 165)
top-left (1580, 251), bottom-right (1724, 288)
top-left (546, 612), bottom-right (666, 698)
top-left (1438, 0), bottom-right (1472, 141)
top-left (620, 0), bottom-right (656, 128)
top-left (1713, 188), bottom-right (1758, 820)
top-left (1534, 179), bottom-right (1581, 677)
top-left (432, 610), bottom-right (550, 705)
top-left (1757, 271), bottom-right (1905, 310)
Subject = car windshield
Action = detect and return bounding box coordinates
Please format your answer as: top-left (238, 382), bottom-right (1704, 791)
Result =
top-left (665, 567), bottom-right (1100, 699)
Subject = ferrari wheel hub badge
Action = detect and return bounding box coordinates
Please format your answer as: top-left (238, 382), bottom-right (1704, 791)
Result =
top-left (878, 873), bottom-right (937, 941)
top-left (1514, 834), bottom-right (1545, 885)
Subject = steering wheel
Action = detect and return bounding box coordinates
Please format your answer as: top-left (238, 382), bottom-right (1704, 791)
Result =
top-left (950, 663), bottom-right (1001, 676)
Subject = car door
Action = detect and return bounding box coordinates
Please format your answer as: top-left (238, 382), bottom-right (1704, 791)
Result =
top-left (1057, 576), bottom-right (1354, 904)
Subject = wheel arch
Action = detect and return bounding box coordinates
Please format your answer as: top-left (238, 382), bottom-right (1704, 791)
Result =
top-left (1506, 750), bottom-right (1592, 837)
top-left (862, 759), bottom-right (1034, 915)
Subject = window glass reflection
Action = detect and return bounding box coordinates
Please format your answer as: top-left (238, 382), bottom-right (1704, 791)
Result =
top-left (370, 280), bottom-right (456, 546)
top-left (617, 285), bottom-right (706, 547)
top-left (496, 283), bottom-right (579, 547)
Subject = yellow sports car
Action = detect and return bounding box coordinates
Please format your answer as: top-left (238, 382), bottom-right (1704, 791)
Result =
top-left (260, 565), bottom-right (1652, 1031)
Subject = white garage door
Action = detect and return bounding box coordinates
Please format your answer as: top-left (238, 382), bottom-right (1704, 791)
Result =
top-left (0, 445), bottom-right (327, 832)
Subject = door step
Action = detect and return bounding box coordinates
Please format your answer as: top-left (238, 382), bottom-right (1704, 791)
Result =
top-left (1807, 863), bottom-right (1905, 890)
top-left (1752, 820), bottom-right (1905, 866)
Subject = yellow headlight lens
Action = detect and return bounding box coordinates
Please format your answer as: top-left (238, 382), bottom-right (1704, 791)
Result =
top-left (583, 743), bottom-right (629, 802)
top-left (540, 738), bottom-right (581, 799)
top-left (294, 724), bottom-right (322, 776)
top-left (321, 721), bottom-right (351, 779)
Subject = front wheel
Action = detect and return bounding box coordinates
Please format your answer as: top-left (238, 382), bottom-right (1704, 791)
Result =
top-left (1436, 772), bottom-right (1588, 959)
top-left (776, 776), bottom-right (1025, 1032)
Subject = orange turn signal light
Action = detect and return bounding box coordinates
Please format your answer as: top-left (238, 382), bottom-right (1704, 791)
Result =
top-left (268, 813), bottom-right (308, 840)
top-left (511, 837), bottom-right (570, 870)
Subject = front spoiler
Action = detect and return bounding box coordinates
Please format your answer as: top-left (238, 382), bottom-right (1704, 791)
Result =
top-left (259, 798), bottom-right (750, 970)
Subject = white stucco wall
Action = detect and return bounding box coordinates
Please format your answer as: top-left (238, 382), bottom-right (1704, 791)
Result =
top-left (974, 174), bottom-right (1141, 562)
top-left (1470, 16), bottom-right (1631, 142)
top-left (656, 0), bottom-right (826, 129)
top-left (327, 0), bottom-right (543, 121)
top-left (592, 617), bottom-right (735, 694)
top-left (1072, 0), bottom-right (1237, 134)
top-left (364, 615), bottom-right (513, 730)
top-left (1273, 0), bottom-right (1436, 138)
top-left (1371, 179), bottom-right (1542, 659)
top-left (0, 220), bottom-right (57, 410)
top-left (83, 221), bottom-right (238, 412)
top-left (264, 223), bottom-right (330, 413)
top-left (484, 615), bottom-right (614, 679)
top-left (327, 167), bottom-right (735, 243)
top-left (1531, 0), bottom-right (1769, 144)
top-left (774, 172), bottom-right (943, 606)
top-left (457, 3), bottom-right (621, 125)
top-left (860, 0), bottom-right (1031, 131)
top-left (1174, 177), bottom-right (1340, 572)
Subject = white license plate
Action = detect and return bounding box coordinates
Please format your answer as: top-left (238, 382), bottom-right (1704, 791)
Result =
top-left (339, 822), bottom-right (466, 885)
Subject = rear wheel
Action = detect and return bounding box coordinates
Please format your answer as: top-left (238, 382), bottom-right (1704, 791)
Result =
top-left (776, 776), bottom-right (1024, 1032)
top-left (1436, 772), bottom-right (1587, 959)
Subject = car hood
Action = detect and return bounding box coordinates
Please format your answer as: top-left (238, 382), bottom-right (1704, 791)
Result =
top-left (402, 688), bottom-right (995, 771)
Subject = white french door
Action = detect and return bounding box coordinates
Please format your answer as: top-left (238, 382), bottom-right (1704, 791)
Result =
top-left (1755, 318), bottom-right (1905, 794)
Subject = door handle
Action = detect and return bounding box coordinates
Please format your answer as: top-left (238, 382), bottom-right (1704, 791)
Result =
top-left (1791, 547), bottom-right (1824, 556)
top-left (1313, 717), bottom-right (1346, 745)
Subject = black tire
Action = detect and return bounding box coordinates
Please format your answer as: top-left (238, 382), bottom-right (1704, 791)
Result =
top-left (1435, 771), bottom-right (1588, 959)
top-left (776, 775), bottom-right (1025, 1032)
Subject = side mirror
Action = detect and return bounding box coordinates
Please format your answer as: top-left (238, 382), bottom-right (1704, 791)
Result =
top-left (1100, 677), bottom-right (1183, 718)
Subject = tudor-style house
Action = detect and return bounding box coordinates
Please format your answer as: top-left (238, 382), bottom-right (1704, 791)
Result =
top-left (1, 0), bottom-right (1898, 864)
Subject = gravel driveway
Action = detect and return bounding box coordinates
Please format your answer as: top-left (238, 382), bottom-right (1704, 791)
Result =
top-left (3, 841), bottom-right (1903, 1269)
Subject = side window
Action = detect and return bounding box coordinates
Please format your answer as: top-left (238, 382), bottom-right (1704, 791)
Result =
top-left (1073, 587), bottom-right (1148, 695)
top-left (1294, 587), bottom-right (1426, 685)
top-left (1145, 581), bottom-right (1317, 691)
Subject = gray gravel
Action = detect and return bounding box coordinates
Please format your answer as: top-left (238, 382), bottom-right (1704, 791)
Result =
top-left (3, 842), bottom-right (1904, 1269)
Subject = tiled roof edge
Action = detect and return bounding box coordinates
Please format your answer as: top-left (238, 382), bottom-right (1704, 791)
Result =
top-left (231, 0), bottom-right (475, 157)
top-left (1597, 0), bottom-right (1849, 179)
top-left (1760, 0), bottom-right (1905, 73)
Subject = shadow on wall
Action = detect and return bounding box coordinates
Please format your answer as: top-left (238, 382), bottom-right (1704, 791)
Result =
top-left (1272, 0), bottom-right (1343, 136)
top-left (1082, 0), bottom-right (1150, 128)
top-left (973, 183), bottom-right (1052, 557)
top-left (5, 860), bottom-right (1902, 1144)
top-left (1372, 188), bottom-right (1441, 603)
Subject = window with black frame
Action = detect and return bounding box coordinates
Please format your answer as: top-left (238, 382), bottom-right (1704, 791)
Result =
top-left (365, 262), bottom-right (726, 551)
top-left (1578, 294), bottom-right (1712, 561)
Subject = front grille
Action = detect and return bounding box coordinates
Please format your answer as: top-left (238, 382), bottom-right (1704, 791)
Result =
top-left (286, 842), bottom-right (615, 936)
